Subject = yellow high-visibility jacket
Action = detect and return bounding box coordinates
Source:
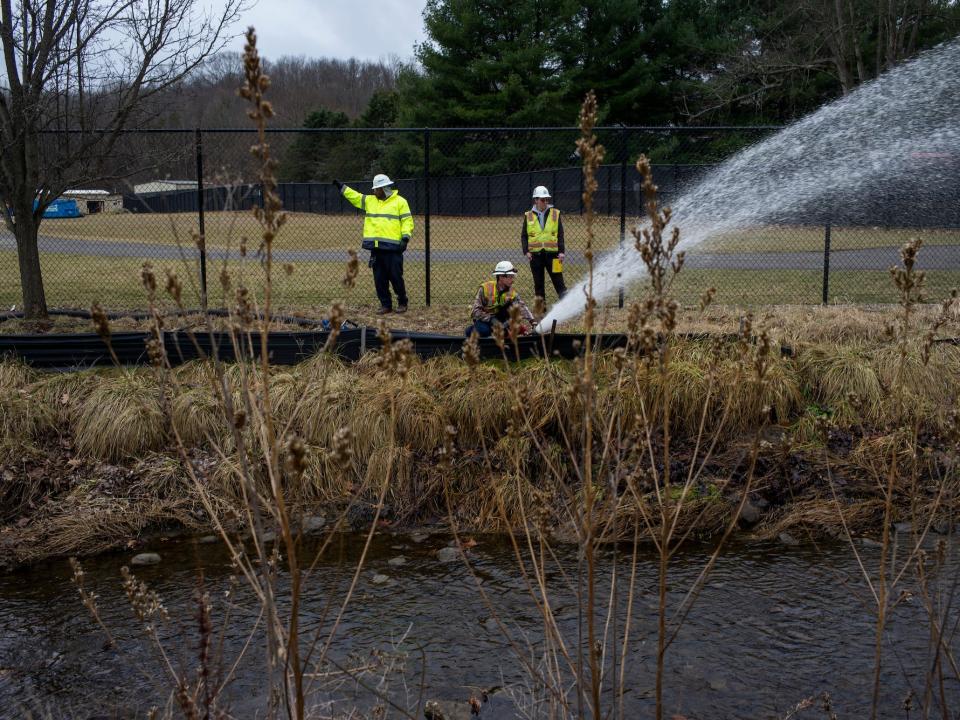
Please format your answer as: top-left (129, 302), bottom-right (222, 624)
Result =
top-left (342, 186), bottom-right (414, 251)
top-left (524, 208), bottom-right (560, 252)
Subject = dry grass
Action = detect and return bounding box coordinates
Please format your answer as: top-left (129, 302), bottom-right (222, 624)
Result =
top-left (170, 383), bottom-right (224, 447)
top-left (72, 369), bottom-right (167, 460)
top-left (34, 211), bottom-right (629, 252)
top-left (798, 343), bottom-right (885, 425)
top-left (0, 357), bottom-right (34, 389)
top-left (1, 318), bottom-right (959, 565)
top-left (0, 359), bottom-right (57, 454)
top-left (11, 494), bottom-right (205, 565)
top-left (760, 498), bottom-right (888, 539)
top-left (2, 329), bottom-right (957, 467)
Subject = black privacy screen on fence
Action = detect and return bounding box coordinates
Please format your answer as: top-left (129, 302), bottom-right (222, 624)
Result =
top-left (4, 126), bottom-right (958, 313)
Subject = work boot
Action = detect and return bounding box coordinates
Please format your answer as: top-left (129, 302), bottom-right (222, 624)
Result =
top-left (396, 304), bottom-right (408, 314)
top-left (376, 306), bottom-right (392, 315)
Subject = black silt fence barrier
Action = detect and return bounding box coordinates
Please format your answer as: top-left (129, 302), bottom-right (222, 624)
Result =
top-left (124, 165), bottom-right (712, 218)
top-left (126, 167), bottom-right (960, 228)
top-left (0, 329), bottom-right (634, 368)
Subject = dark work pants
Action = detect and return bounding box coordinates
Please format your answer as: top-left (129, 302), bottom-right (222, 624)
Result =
top-left (465, 308), bottom-right (510, 337)
top-left (465, 320), bottom-right (494, 338)
top-left (529, 252), bottom-right (567, 300)
top-left (371, 250), bottom-right (407, 309)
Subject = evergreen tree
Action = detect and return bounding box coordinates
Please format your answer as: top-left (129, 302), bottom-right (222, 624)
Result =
top-left (280, 108), bottom-right (350, 182)
top-left (391, 0), bottom-right (575, 176)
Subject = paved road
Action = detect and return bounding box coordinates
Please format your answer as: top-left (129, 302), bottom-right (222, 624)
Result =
top-left (3, 233), bottom-right (960, 271)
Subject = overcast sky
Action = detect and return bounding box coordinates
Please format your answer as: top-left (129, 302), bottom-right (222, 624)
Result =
top-left (236, 0), bottom-right (429, 62)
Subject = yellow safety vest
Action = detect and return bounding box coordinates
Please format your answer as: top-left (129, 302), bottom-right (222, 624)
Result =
top-left (480, 279), bottom-right (517, 313)
top-left (525, 208), bottom-right (560, 253)
top-left (342, 186), bottom-right (414, 250)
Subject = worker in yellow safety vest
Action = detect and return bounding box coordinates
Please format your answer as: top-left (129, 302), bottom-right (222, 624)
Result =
top-left (521, 185), bottom-right (566, 305)
top-left (466, 261), bottom-right (535, 338)
top-left (335, 173), bottom-right (414, 314)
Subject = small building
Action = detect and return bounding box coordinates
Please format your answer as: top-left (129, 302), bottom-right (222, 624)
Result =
top-left (62, 189), bottom-right (123, 214)
top-left (133, 179), bottom-right (198, 195)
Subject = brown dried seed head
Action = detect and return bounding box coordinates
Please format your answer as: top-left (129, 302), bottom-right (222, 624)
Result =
top-left (91, 302), bottom-right (111, 341)
top-left (343, 250), bottom-right (360, 289)
top-left (534, 295), bottom-right (546, 317)
top-left (164, 269), bottom-right (183, 305)
top-left (146, 334), bottom-right (164, 367)
top-left (492, 321), bottom-right (506, 351)
top-left (234, 286), bottom-right (254, 325)
top-left (330, 426), bottom-right (354, 468)
top-left (699, 287), bottom-right (716, 311)
top-left (140, 262), bottom-right (157, 294)
top-left (462, 330), bottom-right (481, 367)
top-left (284, 433), bottom-right (307, 474)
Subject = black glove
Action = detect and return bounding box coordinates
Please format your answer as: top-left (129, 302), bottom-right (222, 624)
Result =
top-left (368, 253), bottom-right (376, 268)
top-left (401, 236), bottom-right (409, 252)
top-left (333, 179), bottom-right (344, 191)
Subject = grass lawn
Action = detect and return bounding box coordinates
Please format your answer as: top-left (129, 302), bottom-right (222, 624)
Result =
top-left (31, 212), bottom-right (960, 256)
top-left (696, 225), bottom-right (960, 254)
top-left (34, 212), bottom-right (628, 253)
top-left (4, 249), bottom-right (959, 312)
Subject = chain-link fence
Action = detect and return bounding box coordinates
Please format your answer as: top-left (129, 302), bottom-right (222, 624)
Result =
top-left (3, 126), bottom-right (959, 315)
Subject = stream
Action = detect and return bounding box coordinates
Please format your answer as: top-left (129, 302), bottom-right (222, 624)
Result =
top-left (2, 531), bottom-right (957, 718)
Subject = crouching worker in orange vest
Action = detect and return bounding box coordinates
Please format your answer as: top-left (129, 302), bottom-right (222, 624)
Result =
top-left (466, 261), bottom-right (535, 338)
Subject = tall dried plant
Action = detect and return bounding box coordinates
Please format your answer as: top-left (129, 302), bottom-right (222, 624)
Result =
top-left (69, 27), bottom-right (418, 720)
top-left (444, 93), bottom-right (767, 720)
top-left (818, 238), bottom-right (960, 720)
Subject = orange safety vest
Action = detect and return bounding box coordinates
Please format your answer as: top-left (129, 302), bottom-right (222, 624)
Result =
top-left (525, 208), bottom-right (560, 252)
top-left (480, 279), bottom-right (517, 313)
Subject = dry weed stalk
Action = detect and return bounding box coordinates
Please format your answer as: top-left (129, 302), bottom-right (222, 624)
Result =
top-left (441, 94), bottom-right (764, 720)
top-left (819, 238), bottom-right (960, 720)
top-left (65, 27), bottom-right (421, 720)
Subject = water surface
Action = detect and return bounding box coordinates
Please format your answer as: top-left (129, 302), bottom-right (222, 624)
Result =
top-left (1, 532), bottom-right (956, 718)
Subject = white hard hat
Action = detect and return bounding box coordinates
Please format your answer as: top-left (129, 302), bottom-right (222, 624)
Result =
top-left (493, 260), bottom-right (517, 276)
top-left (372, 173), bottom-right (393, 189)
top-left (532, 185), bottom-right (551, 199)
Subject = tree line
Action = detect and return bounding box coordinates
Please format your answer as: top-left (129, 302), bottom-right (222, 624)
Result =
top-left (249, 0), bottom-right (960, 181)
top-left (119, 0), bottom-right (960, 182)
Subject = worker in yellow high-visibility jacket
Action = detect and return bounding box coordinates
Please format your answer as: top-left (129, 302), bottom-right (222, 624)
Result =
top-left (521, 185), bottom-right (567, 305)
top-left (335, 173), bottom-right (414, 314)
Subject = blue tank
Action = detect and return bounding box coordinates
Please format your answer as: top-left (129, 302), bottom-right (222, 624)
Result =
top-left (38, 198), bottom-right (82, 218)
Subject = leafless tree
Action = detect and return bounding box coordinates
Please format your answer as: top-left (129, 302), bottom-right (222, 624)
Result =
top-left (683, 0), bottom-right (959, 121)
top-left (172, 52), bottom-right (400, 128)
top-left (0, 0), bottom-right (247, 320)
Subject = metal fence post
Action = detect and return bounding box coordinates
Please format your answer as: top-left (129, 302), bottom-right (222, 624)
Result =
top-left (424, 128), bottom-right (431, 306)
top-left (618, 127), bottom-right (627, 309)
top-left (579, 169), bottom-right (584, 215)
top-left (194, 128), bottom-right (207, 306)
top-left (822, 220), bottom-right (831, 305)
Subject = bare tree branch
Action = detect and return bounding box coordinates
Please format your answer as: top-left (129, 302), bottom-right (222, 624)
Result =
top-left (0, 0), bottom-right (249, 319)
